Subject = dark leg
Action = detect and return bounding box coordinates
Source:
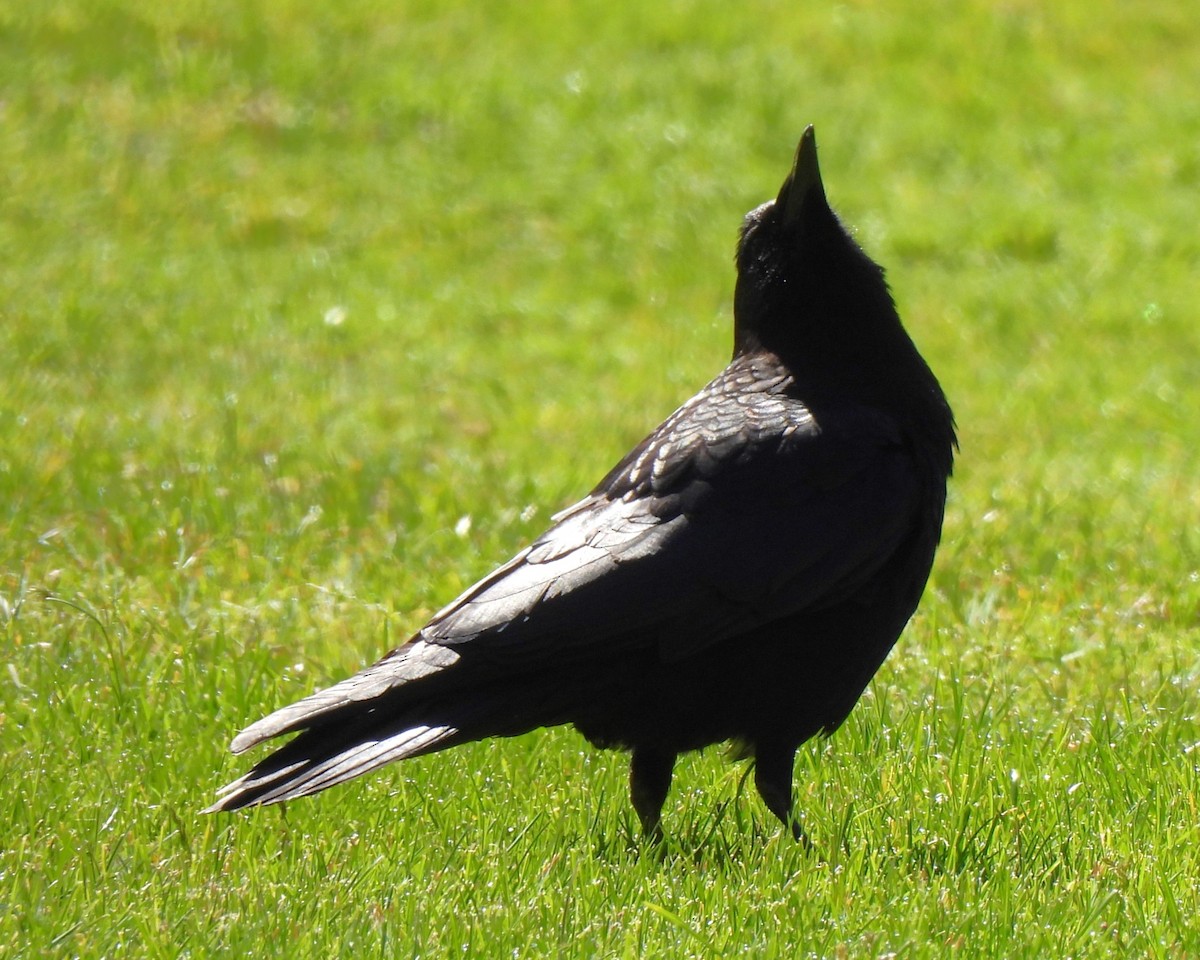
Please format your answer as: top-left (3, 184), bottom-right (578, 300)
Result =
top-left (754, 746), bottom-right (809, 845)
top-left (630, 748), bottom-right (676, 840)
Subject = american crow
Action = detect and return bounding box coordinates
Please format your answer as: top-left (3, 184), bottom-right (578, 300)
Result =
top-left (208, 127), bottom-right (956, 841)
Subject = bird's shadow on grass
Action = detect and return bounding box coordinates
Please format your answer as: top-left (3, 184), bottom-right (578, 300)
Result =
top-left (588, 785), bottom-right (820, 870)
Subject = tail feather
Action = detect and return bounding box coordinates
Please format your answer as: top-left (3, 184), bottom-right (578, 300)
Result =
top-left (207, 661), bottom-right (576, 813)
top-left (229, 640), bottom-right (463, 755)
top-left (206, 718), bottom-right (459, 812)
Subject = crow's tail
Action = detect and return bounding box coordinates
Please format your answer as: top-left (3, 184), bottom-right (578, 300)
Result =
top-left (205, 640), bottom-right (567, 812)
top-left (205, 711), bottom-right (465, 811)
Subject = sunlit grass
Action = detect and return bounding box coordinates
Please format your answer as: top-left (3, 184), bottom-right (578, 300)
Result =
top-left (2, 1), bottom-right (1198, 956)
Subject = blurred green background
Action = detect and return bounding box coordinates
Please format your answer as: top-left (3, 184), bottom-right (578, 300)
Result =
top-left (2, 2), bottom-right (1198, 957)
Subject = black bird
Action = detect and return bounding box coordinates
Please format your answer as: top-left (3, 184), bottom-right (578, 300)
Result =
top-left (208, 127), bottom-right (956, 841)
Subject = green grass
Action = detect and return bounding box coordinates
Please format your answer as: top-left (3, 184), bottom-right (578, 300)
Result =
top-left (3, 0), bottom-right (1199, 956)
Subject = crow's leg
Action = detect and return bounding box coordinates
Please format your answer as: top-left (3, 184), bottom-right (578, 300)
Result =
top-left (754, 746), bottom-right (809, 845)
top-left (629, 747), bottom-right (676, 840)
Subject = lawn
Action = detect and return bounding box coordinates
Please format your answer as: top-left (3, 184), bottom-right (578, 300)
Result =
top-left (2, 1), bottom-right (1198, 956)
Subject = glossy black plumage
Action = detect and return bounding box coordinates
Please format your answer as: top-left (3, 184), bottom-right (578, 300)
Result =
top-left (208, 127), bottom-right (956, 840)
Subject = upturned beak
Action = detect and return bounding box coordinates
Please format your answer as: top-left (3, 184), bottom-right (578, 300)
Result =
top-left (776, 125), bottom-right (825, 227)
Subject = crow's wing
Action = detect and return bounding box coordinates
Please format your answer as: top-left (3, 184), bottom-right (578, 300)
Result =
top-left (424, 384), bottom-right (919, 661)
top-left (229, 358), bottom-right (921, 756)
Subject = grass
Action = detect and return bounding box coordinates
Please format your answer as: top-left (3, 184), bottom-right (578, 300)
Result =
top-left (2, 0), bottom-right (1198, 956)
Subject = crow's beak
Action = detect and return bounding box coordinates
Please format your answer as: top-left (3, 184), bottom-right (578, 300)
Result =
top-left (777, 125), bottom-right (825, 227)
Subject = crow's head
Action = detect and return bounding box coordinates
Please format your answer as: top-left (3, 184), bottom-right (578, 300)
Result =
top-left (733, 127), bottom-right (901, 365)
